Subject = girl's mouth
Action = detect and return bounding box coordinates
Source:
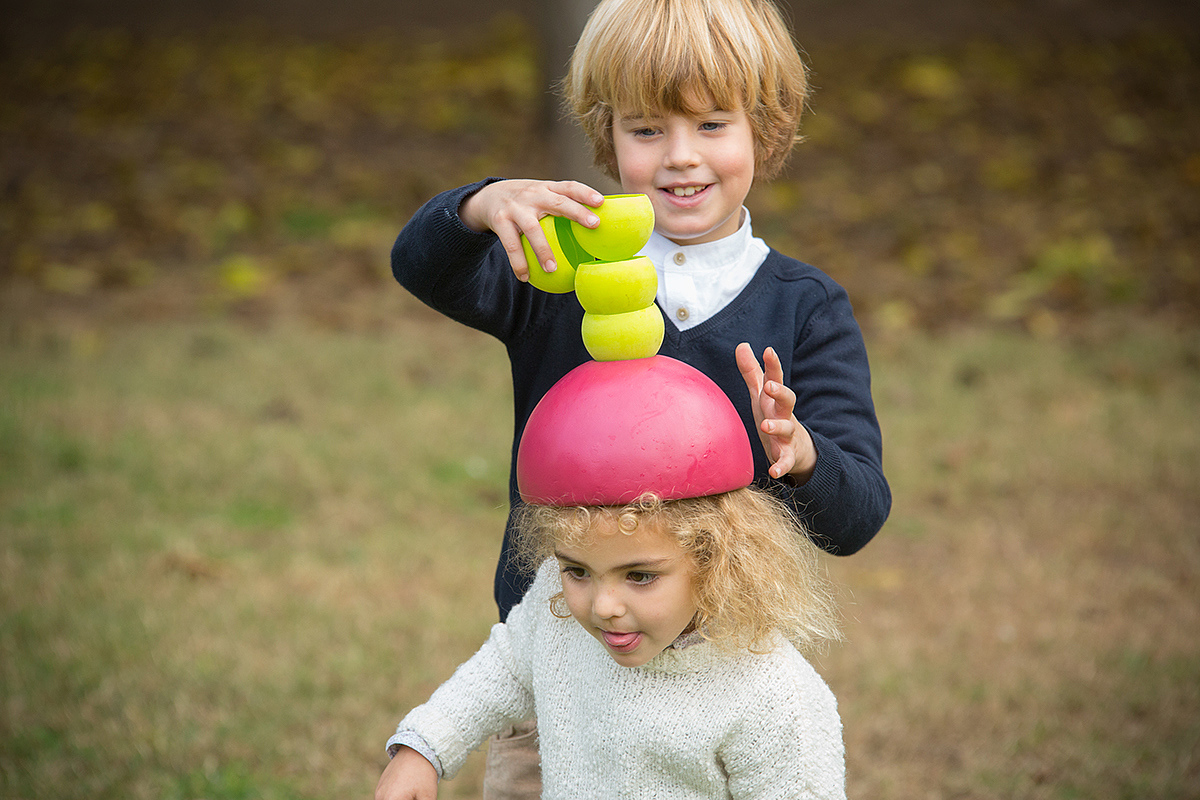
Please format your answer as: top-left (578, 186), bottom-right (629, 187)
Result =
top-left (602, 630), bottom-right (643, 652)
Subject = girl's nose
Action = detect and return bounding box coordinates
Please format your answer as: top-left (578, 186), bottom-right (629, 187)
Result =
top-left (592, 586), bottom-right (625, 620)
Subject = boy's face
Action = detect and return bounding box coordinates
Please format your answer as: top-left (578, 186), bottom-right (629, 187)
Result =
top-left (612, 101), bottom-right (756, 246)
top-left (555, 514), bottom-right (698, 668)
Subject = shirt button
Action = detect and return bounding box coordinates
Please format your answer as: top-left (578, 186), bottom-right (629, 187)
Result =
top-left (673, 252), bottom-right (686, 265)
top-left (676, 307), bottom-right (689, 321)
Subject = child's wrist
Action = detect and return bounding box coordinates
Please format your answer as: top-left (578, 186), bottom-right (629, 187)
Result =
top-left (458, 188), bottom-right (490, 233)
top-left (787, 435), bottom-right (818, 485)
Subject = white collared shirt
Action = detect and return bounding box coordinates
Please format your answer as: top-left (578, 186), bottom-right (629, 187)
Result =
top-left (639, 208), bottom-right (770, 330)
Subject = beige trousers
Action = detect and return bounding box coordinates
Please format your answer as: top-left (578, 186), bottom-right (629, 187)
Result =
top-left (482, 719), bottom-right (542, 800)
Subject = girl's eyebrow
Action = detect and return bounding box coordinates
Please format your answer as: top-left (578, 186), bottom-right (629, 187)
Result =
top-left (554, 550), bottom-right (674, 572)
top-left (614, 558), bottom-right (673, 572)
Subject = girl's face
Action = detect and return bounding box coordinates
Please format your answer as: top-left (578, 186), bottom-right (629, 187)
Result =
top-left (612, 99), bottom-right (757, 247)
top-left (555, 514), bottom-right (698, 668)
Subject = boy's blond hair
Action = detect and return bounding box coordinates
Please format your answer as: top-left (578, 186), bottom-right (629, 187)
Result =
top-left (516, 486), bottom-right (841, 654)
top-left (562, 0), bottom-right (809, 182)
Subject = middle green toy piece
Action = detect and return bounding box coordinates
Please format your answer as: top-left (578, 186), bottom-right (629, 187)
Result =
top-left (519, 193), bottom-right (663, 362)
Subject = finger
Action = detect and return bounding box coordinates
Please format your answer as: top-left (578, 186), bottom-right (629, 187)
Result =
top-left (540, 182), bottom-right (604, 227)
top-left (762, 346), bottom-right (785, 386)
top-left (516, 217), bottom-right (559, 275)
top-left (564, 201), bottom-right (601, 229)
top-left (763, 417), bottom-right (797, 439)
top-left (763, 379), bottom-right (797, 414)
top-left (735, 342), bottom-right (765, 396)
top-left (553, 180), bottom-right (606, 212)
top-left (495, 224), bottom-right (532, 281)
top-left (769, 450), bottom-right (796, 479)
top-left (543, 191), bottom-right (601, 230)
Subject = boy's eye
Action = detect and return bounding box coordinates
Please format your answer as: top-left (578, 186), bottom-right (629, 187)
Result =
top-left (699, 121), bottom-right (726, 132)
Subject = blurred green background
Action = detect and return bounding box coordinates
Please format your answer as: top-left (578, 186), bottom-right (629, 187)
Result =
top-left (1, 2), bottom-right (1198, 798)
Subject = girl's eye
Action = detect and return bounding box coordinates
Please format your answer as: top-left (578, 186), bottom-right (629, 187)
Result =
top-left (627, 571), bottom-right (658, 586)
top-left (561, 566), bottom-right (587, 581)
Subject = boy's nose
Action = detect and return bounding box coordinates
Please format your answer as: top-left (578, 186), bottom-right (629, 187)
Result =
top-left (663, 134), bottom-right (701, 170)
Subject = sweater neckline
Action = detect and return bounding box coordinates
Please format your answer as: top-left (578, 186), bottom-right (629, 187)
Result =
top-left (659, 249), bottom-right (782, 346)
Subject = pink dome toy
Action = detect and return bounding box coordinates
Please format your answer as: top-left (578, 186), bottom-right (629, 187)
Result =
top-left (517, 356), bottom-right (754, 506)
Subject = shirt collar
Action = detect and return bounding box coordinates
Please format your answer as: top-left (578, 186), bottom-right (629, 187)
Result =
top-left (641, 207), bottom-right (757, 272)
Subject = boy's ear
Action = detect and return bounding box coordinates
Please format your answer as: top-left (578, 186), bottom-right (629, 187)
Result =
top-left (755, 140), bottom-right (791, 182)
top-left (752, 149), bottom-right (773, 181)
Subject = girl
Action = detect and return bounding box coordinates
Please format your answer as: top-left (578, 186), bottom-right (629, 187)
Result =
top-left (376, 484), bottom-right (845, 800)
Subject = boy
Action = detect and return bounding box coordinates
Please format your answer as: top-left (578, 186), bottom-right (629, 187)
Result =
top-left (388, 0), bottom-right (889, 794)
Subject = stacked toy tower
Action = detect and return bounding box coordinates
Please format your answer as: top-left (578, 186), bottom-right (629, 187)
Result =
top-left (515, 195), bottom-right (753, 507)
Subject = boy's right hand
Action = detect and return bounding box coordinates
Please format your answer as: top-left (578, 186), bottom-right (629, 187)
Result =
top-left (735, 343), bottom-right (818, 484)
top-left (374, 746), bottom-right (438, 800)
top-left (459, 179), bottom-right (604, 283)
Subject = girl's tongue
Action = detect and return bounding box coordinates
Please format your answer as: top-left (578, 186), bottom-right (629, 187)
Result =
top-left (602, 631), bottom-right (642, 652)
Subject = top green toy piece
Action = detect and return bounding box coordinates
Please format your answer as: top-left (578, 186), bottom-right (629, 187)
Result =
top-left (519, 194), bottom-right (663, 362)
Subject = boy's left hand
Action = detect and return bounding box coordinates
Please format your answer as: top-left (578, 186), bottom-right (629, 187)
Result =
top-left (735, 343), bottom-right (817, 484)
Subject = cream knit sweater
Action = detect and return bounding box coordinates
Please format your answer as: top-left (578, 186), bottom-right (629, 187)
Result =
top-left (390, 561), bottom-right (845, 799)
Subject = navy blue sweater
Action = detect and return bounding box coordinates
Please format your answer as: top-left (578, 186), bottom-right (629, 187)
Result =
top-left (393, 179), bottom-right (891, 620)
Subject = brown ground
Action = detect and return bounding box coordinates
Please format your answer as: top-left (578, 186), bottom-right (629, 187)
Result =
top-left (5, 0), bottom-right (1200, 44)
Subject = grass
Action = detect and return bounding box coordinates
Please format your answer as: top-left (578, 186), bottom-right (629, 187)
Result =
top-left (1, 305), bottom-right (1197, 799)
top-left (0, 311), bottom-right (512, 799)
top-left (824, 322), bottom-right (1200, 798)
top-left (1, 14), bottom-right (1197, 798)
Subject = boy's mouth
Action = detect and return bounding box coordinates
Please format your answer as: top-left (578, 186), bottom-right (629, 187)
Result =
top-left (665, 184), bottom-right (709, 198)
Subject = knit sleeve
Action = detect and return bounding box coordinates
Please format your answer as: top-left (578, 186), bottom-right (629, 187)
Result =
top-left (388, 563), bottom-right (555, 778)
top-left (389, 178), bottom-right (556, 345)
top-left (720, 655), bottom-right (846, 800)
top-left (774, 275), bottom-right (891, 555)
top-left (392, 621), bottom-right (535, 779)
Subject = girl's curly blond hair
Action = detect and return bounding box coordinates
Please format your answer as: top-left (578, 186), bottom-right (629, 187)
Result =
top-left (515, 486), bottom-right (841, 654)
top-left (561, 0), bottom-right (810, 182)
